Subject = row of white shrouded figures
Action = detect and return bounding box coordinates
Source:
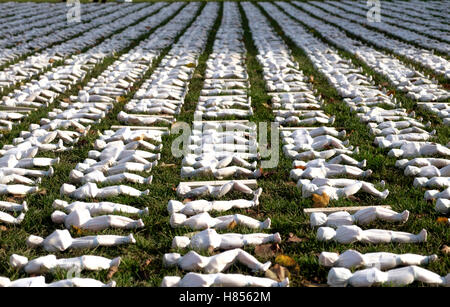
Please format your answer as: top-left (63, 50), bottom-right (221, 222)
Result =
top-left (339, 0), bottom-right (450, 40)
top-left (0, 2), bottom-right (194, 209)
top-left (329, 0), bottom-right (450, 54)
top-left (288, 1), bottom-right (450, 125)
top-left (246, 1), bottom-right (386, 202)
top-left (247, 1), bottom-right (449, 287)
top-left (281, 2), bottom-right (450, 103)
top-left (0, 3), bottom-right (155, 87)
top-left (259, 2), bottom-right (450, 217)
top-left (0, 2), bottom-right (174, 138)
top-left (299, 1), bottom-right (450, 79)
top-left (0, 2), bottom-right (214, 287)
top-left (162, 2), bottom-right (285, 287)
top-left (0, 4), bottom-right (128, 62)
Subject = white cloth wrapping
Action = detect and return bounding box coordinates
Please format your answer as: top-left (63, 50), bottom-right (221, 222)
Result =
top-left (161, 272), bottom-right (289, 287)
top-left (163, 248), bottom-right (271, 273)
top-left (327, 266), bottom-right (449, 287)
top-left (319, 250), bottom-right (438, 270)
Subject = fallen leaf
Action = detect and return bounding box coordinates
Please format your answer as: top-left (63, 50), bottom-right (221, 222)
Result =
top-left (227, 220), bottom-right (237, 230)
top-left (441, 245), bottom-right (450, 254)
top-left (116, 96), bottom-right (126, 103)
top-left (265, 264), bottom-right (290, 282)
top-left (287, 233), bottom-right (306, 243)
top-left (309, 75), bottom-right (314, 83)
top-left (312, 192), bottom-right (329, 208)
top-left (437, 217), bottom-right (449, 224)
top-left (254, 243), bottom-right (280, 258)
top-left (49, 59), bottom-right (55, 64)
top-left (275, 254), bottom-right (297, 268)
top-left (160, 163), bottom-right (176, 167)
top-left (62, 98), bottom-right (70, 103)
top-left (144, 259), bottom-right (152, 266)
top-left (72, 226), bottom-right (83, 235)
top-left (0, 226), bottom-right (7, 231)
top-left (183, 198), bottom-right (192, 203)
top-left (301, 280), bottom-right (327, 287)
top-left (106, 266), bottom-right (118, 279)
top-left (347, 195), bottom-right (362, 202)
top-left (186, 62), bottom-right (196, 68)
top-left (294, 165), bottom-right (306, 170)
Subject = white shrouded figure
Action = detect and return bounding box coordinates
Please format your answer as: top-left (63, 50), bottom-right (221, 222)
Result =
top-left (172, 229), bottom-right (281, 250)
top-left (317, 225), bottom-right (427, 244)
top-left (26, 229), bottom-right (136, 252)
top-left (327, 266), bottom-right (449, 287)
top-left (292, 155), bottom-right (366, 168)
top-left (163, 248), bottom-right (271, 273)
top-left (52, 199), bottom-right (149, 216)
top-left (70, 169), bottom-right (153, 185)
top-left (51, 209), bottom-right (144, 231)
top-left (395, 158), bottom-right (449, 169)
top-left (310, 207), bottom-right (410, 227)
top-left (161, 272), bottom-right (289, 287)
top-left (0, 211), bottom-right (25, 225)
top-left (10, 254), bottom-right (121, 275)
top-left (403, 164), bottom-right (450, 178)
top-left (319, 250), bottom-right (438, 270)
top-left (290, 164), bottom-right (372, 180)
top-left (60, 183), bottom-right (149, 199)
top-left (424, 187), bottom-right (450, 200)
top-left (298, 178), bottom-right (389, 200)
top-left (435, 198), bottom-right (449, 214)
top-left (0, 200), bottom-right (28, 212)
top-left (0, 184), bottom-right (39, 196)
top-left (168, 188), bottom-right (262, 216)
top-left (181, 165), bottom-right (262, 180)
top-left (388, 143), bottom-right (450, 158)
top-left (177, 180), bottom-right (256, 198)
top-left (0, 276), bottom-right (116, 287)
top-left (413, 177), bottom-right (450, 189)
top-left (170, 212), bottom-right (270, 230)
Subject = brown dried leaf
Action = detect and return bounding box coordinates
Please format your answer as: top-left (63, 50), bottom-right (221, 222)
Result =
top-left (301, 280), bottom-right (327, 287)
top-left (144, 259), bottom-right (153, 266)
top-left (265, 264), bottom-right (290, 282)
top-left (312, 192), bottom-right (329, 208)
top-left (160, 163), bottom-right (176, 167)
top-left (183, 198), bottom-right (192, 204)
top-left (347, 195), bottom-right (362, 202)
top-left (0, 226), bottom-right (7, 231)
top-left (287, 233), bottom-right (306, 243)
top-left (254, 243), bottom-right (280, 258)
top-left (441, 245), bottom-right (450, 254)
top-left (106, 266), bottom-right (118, 280)
top-left (49, 59), bottom-right (55, 64)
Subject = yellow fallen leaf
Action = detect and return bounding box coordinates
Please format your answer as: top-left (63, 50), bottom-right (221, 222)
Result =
top-left (116, 96), bottom-right (126, 103)
top-left (227, 220), bottom-right (237, 230)
top-left (312, 192), bottom-right (329, 208)
top-left (72, 226), bottom-right (83, 235)
top-left (275, 254), bottom-right (296, 267)
top-left (437, 217), bottom-right (449, 224)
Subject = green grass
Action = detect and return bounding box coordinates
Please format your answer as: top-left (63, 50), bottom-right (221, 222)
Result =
top-left (0, 0), bottom-right (448, 287)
